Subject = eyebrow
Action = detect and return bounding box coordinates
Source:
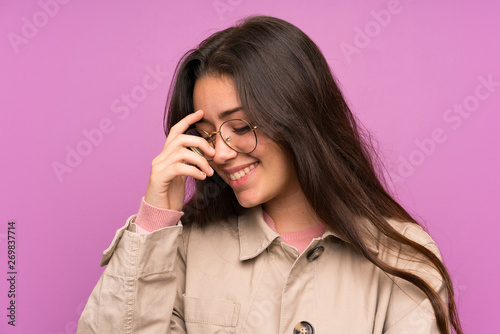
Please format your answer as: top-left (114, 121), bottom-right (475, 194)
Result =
top-left (198, 107), bottom-right (243, 123)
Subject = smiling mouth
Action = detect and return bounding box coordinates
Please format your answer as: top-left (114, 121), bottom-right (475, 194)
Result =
top-left (227, 163), bottom-right (259, 181)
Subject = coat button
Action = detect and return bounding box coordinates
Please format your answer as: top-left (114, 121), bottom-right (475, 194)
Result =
top-left (306, 246), bottom-right (324, 262)
top-left (293, 321), bottom-right (314, 334)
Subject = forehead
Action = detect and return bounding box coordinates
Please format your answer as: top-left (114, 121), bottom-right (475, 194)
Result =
top-left (193, 75), bottom-right (245, 124)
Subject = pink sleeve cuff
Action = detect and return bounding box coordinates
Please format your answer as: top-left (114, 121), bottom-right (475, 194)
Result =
top-left (134, 197), bottom-right (184, 233)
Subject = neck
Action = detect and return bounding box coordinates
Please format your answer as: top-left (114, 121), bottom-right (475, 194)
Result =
top-left (262, 189), bottom-right (320, 233)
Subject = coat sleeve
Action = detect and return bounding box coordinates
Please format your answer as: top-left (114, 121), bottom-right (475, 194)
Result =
top-left (77, 215), bottom-right (187, 334)
top-left (383, 224), bottom-right (449, 334)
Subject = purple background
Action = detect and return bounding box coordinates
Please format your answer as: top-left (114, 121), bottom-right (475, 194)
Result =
top-left (1, 1), bottom-right (499, 333)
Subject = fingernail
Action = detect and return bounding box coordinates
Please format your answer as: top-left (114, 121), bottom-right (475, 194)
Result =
top-left (195, 110), bottom-right (202, 114)
top-left (201, 171), bottom-right (206, 177)
top-left (209, 146), bottom-right (215, 154)
top-left (209, 167), bottom-right (214, 174)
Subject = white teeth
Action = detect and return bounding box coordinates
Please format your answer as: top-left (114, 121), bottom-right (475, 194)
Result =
top-left (227, 163), bottom-right (258, 181)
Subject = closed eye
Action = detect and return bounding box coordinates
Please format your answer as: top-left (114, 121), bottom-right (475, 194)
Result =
top-left (231, 125), bottom-right (251, 134)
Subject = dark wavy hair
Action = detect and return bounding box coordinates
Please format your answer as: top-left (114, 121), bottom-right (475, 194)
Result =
top-left (164, 16), bottom-right (462, 334)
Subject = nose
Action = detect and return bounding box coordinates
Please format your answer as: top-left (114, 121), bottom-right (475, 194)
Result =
top-left (211, 134), bottom-right (238, 164)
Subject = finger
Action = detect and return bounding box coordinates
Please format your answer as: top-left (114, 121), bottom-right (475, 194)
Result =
top-left (153, 148), bottom-right (214, 177)
top-left (175, 148), bottom-right (215, 176)
top-left (170, 162), bottom-right (210, 181)
top-left (167, 110), bottom-right (205, 143)
top-left (157, 134), bottom-right (215, 163)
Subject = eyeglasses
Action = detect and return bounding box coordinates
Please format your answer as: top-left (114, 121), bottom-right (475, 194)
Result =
top-left (186, 119), bottom-right (258, 161)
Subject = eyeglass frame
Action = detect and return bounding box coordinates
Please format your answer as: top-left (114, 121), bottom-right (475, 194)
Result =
top-left (187, 118), bottom-right (258, 160)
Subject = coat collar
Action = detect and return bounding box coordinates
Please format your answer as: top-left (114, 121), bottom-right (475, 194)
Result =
top-left (237, 206), bottom-right (379, 261)
top-left (238, 206), bottom-right (280, 261)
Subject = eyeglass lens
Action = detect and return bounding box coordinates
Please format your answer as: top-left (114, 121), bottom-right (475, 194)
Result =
top-left (185, 119), bottom-right (256, 158)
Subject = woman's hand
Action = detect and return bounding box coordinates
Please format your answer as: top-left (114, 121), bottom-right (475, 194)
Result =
top-left (144, 110), bottom-right (215, 211)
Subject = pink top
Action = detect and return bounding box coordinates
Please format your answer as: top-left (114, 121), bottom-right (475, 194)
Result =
top-left (134, 197), bottom-right (326, 254)
top-left (134, 197), bottom-right (184, 234)
top-left (261, 211), bottom-right (327, 254)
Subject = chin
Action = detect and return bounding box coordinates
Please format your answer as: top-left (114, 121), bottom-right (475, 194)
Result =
top-left (234, 193), bottom-right (262, 209)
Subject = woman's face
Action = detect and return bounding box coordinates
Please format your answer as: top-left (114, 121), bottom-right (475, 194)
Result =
top-left (192, 74), bottom-right (303, 209)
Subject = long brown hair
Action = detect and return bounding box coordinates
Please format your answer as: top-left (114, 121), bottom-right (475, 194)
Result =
top-left (165, 16), bottom-right (462, 334)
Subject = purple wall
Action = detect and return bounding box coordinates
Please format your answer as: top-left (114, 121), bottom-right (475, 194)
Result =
top-left (1, 1), bottom-right (498, 333)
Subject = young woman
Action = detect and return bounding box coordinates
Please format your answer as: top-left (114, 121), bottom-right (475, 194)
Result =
top-left (78, 16), bottom-right (462, 334)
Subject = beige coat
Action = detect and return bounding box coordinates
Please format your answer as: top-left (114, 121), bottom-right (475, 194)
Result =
top-left (78, 205), bottom-right (445, 333)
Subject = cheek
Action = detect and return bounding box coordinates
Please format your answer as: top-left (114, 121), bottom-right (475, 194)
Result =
top-left (267, 153), bottom-right (298, 187)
